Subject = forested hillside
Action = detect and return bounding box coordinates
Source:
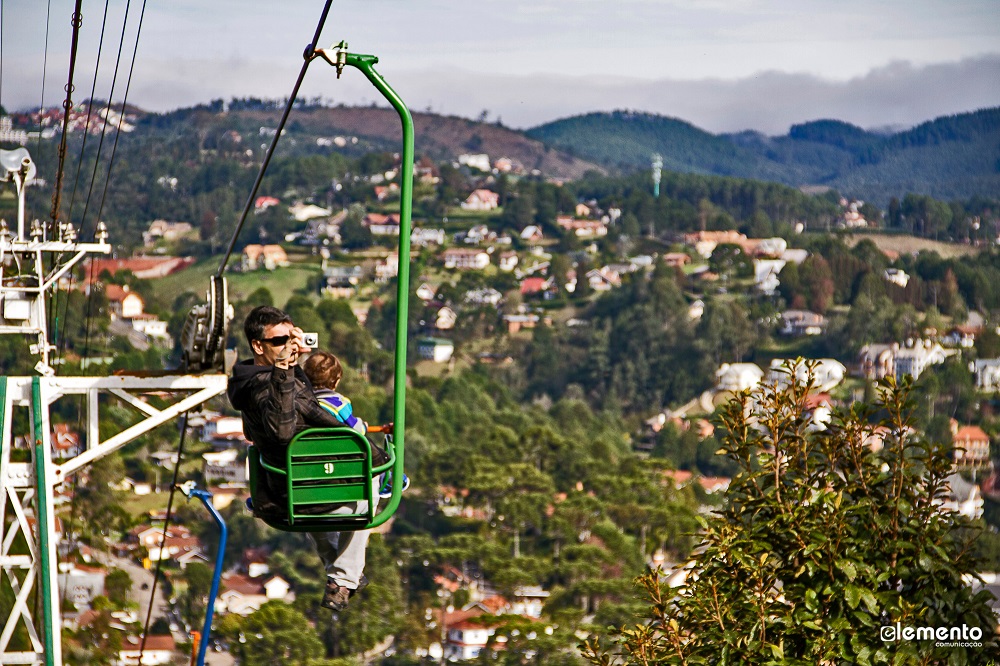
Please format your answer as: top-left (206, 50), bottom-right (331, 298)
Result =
top-left (527, 108), bottom-right (1000, 202)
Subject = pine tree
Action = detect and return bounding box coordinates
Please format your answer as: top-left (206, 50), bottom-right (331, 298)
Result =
top-left (583, 366), bottom-right (999, 665)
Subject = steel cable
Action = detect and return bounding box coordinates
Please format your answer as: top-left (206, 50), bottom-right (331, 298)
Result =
top-left (52, 0), bottom-right (112, 370)
top-left (50, 0), bottom-right (84, 224)
top-left (139, 411), bottom-right (189, 662)
top-left (216, 0), bottom-right (335, 278)
top-left (93, 0), bottom-right (148, 232)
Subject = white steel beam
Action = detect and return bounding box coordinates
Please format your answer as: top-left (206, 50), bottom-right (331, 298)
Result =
top-left (54, 375), bottom-right (228, 481)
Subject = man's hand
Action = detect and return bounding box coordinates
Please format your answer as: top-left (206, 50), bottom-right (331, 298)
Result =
top-left (274, 327), bottom-right (306, 369)
top-left (296, 327), bottom-right (315, 352)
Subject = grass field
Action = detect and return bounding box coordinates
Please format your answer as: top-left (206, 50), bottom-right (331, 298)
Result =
top-left (122, 490), bottom-right (171, 519)
top-left (839, 232), bottom-right (980, 260)
top-left (153, 258), bottom-right (321, 308)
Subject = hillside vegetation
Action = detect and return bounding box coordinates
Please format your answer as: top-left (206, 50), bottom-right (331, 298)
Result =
top-left (142, 102), bottom-right (602, 181)
top-left (527, 108), bottom-right (1000, 203)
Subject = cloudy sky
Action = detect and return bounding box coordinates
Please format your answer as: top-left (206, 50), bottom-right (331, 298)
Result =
top-left (4, 0), bottom-right (1000, 134)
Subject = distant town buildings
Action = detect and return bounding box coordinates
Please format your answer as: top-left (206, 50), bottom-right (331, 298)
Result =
top-left (364, 212), bottom-right (402, 236)
top-left (461, 189), bottom-right (500, 211)
top-left (241, 244), bottom-right (289, 271)
top-left (974, 359), bottom-right (1000, 391)
top-left (952, 422), bottom-right (992, 468)
top-left (417, 337), bottom-right (455, 363)
top-left (203, 449), bottom-right (248, 485)
top-left (858, 340), bottom-right (951, 380)
top-left (442, 248), bottom-right (490, 270)
top-left (779, 310), bottom-right (828, 336)
top-left (457, 153), bottom-right (491, 172)
top-left (142, 220), bottom-right (194, 246)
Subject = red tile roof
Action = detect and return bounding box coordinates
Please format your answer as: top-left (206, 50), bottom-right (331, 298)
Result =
top-left (221, 573), bottom-right (265, 596)
top-left (84, 257), bottom-right (194, 282)
top-left (121, 634), bottom-right (175, 652)
top-left (954, 425), bottom-right (989, 442)
top-left (520, 277), bottom-right (548, 294)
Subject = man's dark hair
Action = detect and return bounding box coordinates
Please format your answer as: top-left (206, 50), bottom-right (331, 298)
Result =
top-left (244, 305), bottom-right (292, 344)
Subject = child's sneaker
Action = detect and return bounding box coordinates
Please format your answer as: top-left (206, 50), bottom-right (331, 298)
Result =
top-left (378, 472), bottom-right (410, 499)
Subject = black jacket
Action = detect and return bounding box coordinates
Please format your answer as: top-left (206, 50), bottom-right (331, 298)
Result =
top-left (227, 359), bottom-right (344, 469)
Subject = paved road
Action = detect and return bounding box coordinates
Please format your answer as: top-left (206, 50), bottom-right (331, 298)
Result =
top-left (109, 555), bottom-right (171, 631)
top-left (107, 554), bottom-right (236, 665)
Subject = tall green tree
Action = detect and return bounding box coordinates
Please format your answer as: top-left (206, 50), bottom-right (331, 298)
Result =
top-left (584, 371), bottom-right (999, 665)
top-left (216, 601), bottom-right (325, 665)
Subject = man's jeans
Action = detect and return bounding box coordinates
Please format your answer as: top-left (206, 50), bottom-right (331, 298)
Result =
top-left (308, 479), bottom-right (380, 589)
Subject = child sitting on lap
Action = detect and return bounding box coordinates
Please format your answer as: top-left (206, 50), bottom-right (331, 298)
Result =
top-left (303, 350), bottom-right (368, 435)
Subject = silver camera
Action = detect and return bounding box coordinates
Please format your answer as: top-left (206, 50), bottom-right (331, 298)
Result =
top-left (302, 332), bottom-right (319, 348)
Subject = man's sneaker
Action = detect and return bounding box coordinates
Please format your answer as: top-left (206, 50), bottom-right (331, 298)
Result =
top-left (378, 472), bottom-right (410, 499)
top-left (321, 579), bottom-right (350, 611)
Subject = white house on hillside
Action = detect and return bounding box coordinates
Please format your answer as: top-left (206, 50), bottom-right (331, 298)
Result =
top-left (458, 153), bottom-right (491, 172)
top-left (412, 227), bottom-right (446, 246)
top-left (884, 268), bottom-right (910, 288)
top-left (203, 449), bottom-right (248, 484)
top-left (442, 248), bottom-right (490, 270)
top-left (974, 358), bottom-right (1000, 390)
top-left (894, 340), bottom-right (949, 379)
top-left (105, 285), bottom-right (144, 320)
top-left (218, 573), bottom-right (292, 616)
top-left (859, 340), bottom-right (951, 380)
top-left (118, 635), bottom-right (175, 666)
top-left (716, 363), bottom-right (764, 392)
top-left (767, 358), bottom-right (846, 393)
top-left (461, 189), bottom-right (500, 211)
top-left (498, 251), bottom-right (519, 272)
top-left (57, 564), bottom-right (106, 606)
top-left (417, 337), bottom-right (454, 363)
top-left (779, 310), bottom-right (828, 336)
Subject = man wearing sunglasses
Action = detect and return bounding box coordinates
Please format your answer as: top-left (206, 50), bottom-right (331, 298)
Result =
top-left (228, 305), bottom-right (329, 464)
top-left (228, 305), bottom-right (382, 611)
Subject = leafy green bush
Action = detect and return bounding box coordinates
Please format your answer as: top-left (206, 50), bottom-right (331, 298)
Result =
top-left (583, 368), bottom-right (999, 664)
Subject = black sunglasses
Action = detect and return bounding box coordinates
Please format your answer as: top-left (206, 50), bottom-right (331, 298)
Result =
top-left (258, 334), bottom-right (291, 346)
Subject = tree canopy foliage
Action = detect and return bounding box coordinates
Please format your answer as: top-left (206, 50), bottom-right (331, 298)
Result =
top-left (584, 370), bottom-right (999, 665)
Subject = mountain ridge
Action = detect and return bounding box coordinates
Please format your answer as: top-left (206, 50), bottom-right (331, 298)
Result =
top-left (40, 101), bottom-right (998, 202)
top-left (526, 107), bottom-right (1000, 202)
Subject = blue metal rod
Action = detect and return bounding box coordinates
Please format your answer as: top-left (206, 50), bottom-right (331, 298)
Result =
top-left (188, 487), bottom-right (227, 666)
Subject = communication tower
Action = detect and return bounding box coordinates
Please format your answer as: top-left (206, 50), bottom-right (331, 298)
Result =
top-left (652, 153), bottom-right (663, 198)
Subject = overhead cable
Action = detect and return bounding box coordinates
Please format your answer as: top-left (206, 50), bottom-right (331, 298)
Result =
top-left (50, 0), bottom-right (85, 224)
top-left (216, 0), bottom-right (336, 277)
top-left (138, 412), bottom-right (189, 662)
top-left (78, 0), bottom-right (131, 237)
top-left (36, 0), bottom-right (52, 157)
top-left (93, 0), bottom-right (148, 231)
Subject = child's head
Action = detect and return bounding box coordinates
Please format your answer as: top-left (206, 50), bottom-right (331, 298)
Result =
top-left (302, 351), bottom-right (344, 391)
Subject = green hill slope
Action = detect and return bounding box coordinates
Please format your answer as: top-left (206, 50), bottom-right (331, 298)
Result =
top-left (527, 108), bottom-right (1000, 202)
top-left (525, 110), bottom-right (794, 182)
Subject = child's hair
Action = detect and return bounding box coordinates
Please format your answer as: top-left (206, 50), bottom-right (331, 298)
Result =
top-left (302, 351), bottom-right (344, 391)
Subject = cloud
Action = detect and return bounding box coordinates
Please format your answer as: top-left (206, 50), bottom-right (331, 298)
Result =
top-left (390, 55), bottom-right (1000, 134)
top-left (6, 51), bottom-right (998, 137)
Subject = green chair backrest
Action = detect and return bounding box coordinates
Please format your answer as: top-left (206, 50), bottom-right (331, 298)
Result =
top-left (248, 426), bottom-right (397, 532)
top-left (285, 428), bottom-right (373, 525)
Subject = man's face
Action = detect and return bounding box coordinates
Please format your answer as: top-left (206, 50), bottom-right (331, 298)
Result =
top-left (251, 321), bottom-right (298, 366)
